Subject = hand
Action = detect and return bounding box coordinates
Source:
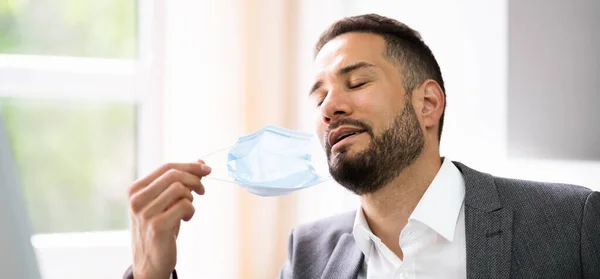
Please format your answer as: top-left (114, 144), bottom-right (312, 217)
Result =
top-left (127, 161), bottom-right (211, 279)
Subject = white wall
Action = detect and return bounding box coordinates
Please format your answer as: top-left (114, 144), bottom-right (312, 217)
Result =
top-left (508, 0), bottom-right (600, 162)
top-left (504, 0), bottom-right (600, 189)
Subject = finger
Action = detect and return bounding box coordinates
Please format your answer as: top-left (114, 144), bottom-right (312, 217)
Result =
top-left (129, 169), bottom-right (205, 213)
top-left (157, 199), bottom-right (196, 230)
top-left (197, 181), bottom-right (206, 195)
top-left (128, 163), bottom-right (211, 197)
top-left (142, 182), bottom-right (194, 219)
top-left (151, 168), bottom-right (207, 196)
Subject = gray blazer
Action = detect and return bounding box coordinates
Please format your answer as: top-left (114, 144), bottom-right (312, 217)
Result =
top-left (277, 162), bottom-right (599, 279)
top-left (124, 162), bottom-right (599, 279)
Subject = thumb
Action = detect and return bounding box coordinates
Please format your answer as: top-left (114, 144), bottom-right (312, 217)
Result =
top-left (174, 222), bottom-right (181, 238)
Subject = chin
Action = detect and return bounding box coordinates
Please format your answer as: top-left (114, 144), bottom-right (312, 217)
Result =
top-left (329, 144), bottom-right (364, 164)
top-left (340, 143), bottom-right (367, 155)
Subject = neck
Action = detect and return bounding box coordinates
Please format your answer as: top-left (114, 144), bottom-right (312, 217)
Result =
top-left (358, 148), bottom-right (442, 259)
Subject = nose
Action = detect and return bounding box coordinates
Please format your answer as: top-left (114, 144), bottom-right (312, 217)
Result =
top-left (320, 87), bottom-right (352, 125)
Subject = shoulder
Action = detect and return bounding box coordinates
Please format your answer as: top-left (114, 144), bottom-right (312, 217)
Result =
top-left (492, 175), bottom-right (593, 209)
top-left (288, 210), bottom-right (356, 258)
top-left (484, 169), bottom-right (595, 229)
top-left (294, 210), bottom-right (356, 242)
top-left (454, 160), bottom-right (593, 209)
top-left (279, 211), bottom-right (357, 278)
top-left (454, 160), bottom-right (594, 226)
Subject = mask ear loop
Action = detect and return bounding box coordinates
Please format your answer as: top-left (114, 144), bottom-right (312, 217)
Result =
top-left (203, 176), bottom-right (238, 184)
top-left (200, 145), bottom-right (231, 158)
top-left (199, 145), bottom-right (239, 185)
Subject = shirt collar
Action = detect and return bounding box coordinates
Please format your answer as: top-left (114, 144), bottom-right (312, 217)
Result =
top-left (409, 157), bottom-right (465, 241)
top-left (353, 206), bottom-right (375, 259)
top-left (352, 157), bottom-right (466, 255)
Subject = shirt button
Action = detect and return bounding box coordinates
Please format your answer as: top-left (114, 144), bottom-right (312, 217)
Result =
top-left (394, 270), bottom-right (408, 279)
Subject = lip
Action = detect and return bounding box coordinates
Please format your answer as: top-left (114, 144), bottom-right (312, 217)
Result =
top-left (331, 132), bottom-right (364, 151)
top-left (328, 126), bottom-right (366, 149)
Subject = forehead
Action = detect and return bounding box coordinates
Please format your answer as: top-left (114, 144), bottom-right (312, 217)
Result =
top-left (313, 32), bottom-right (387, 76)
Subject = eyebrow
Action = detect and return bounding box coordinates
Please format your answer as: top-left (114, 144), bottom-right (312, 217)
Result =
top-left (309, 62), bottom-right (375, 95)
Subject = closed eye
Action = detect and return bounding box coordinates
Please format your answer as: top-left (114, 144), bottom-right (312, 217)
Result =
top-left (316, 99), bottom-right (324, 107)
top-left (348, 81), bottom-right (367, 89)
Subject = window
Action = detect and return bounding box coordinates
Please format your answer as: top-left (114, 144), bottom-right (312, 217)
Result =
top-left (0, 0), bottom-right (146, 234)
top-left (0, 0), bottom-right (164, 278)
top-left (0, 98), bottom-right (136, 233)
top-left (0, 0), bottom-right (137, 58)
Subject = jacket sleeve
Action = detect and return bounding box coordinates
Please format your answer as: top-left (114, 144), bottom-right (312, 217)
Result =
top-left (122, 265), bottom-right (134, 279)
top-left (277, 229), bottom-right (295, 279)
top-left (122, 266), bottom-right (178, 279)
top-left (581, 191), bottom-right (600, 279)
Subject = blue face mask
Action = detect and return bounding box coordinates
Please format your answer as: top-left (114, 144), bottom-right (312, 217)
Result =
top-left (203, 125), bottom-right (330, 197)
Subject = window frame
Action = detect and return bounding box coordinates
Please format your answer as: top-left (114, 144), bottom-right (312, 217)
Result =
top-left (0, 0), bottom-right (165, 253)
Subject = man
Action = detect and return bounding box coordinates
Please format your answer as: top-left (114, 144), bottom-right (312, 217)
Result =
top-left (124, 14), bottom-right (599, 279)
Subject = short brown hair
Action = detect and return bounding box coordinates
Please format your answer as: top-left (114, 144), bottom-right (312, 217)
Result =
top-left (315, 14), bottom-right (446, 141)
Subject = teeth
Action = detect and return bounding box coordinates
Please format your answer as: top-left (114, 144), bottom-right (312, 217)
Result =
top-left (337, 131), bottom-right (359, 142)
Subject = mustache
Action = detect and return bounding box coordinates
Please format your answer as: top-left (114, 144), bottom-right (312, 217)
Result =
top-left (324, 118), bottom-right (374, 146)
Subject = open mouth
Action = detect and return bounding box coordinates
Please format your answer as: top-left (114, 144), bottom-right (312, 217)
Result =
top-left (335, 131), bottom-right (361, 143)
top-left (330, 130), bottom-right (366, 149)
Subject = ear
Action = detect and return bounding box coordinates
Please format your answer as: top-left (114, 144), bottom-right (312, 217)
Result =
top-left (419, 79), bottom-right (445, 134)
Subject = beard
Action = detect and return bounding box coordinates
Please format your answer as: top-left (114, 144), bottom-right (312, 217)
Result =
top-left (325, 99), bottom-right (425, 195)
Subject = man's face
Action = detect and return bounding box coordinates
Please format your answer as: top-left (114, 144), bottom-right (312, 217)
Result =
top-left (310, 32), bottom-right (425, 195)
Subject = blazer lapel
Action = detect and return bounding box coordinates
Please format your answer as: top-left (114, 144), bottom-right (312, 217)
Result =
top-left (320, 233), bottom-right (364, 279)
top-left (454, 162), bottom-right (513, 279)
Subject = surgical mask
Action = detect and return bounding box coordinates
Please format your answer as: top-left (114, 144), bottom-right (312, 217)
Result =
top-left (202, 125), bottom-right (331, 197)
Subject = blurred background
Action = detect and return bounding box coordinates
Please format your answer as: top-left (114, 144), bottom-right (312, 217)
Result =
top-left (0, 0), bottom-right (598, 278)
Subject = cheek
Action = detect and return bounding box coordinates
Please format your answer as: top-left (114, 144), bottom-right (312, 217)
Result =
top-left (355, 84), bottom-right (398, 111)
top-left (352, 92), bottom-right (377, 116)
top-left (313, 112), bottom-right (326, 143)
top-left (356, 88), bottom-right (403, 134)
top-left (353, 88), bottom-right (393, 122)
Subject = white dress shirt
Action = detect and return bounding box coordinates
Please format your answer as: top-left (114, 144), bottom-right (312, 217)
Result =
top-left (353, 158), bottom-right (467, 279)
